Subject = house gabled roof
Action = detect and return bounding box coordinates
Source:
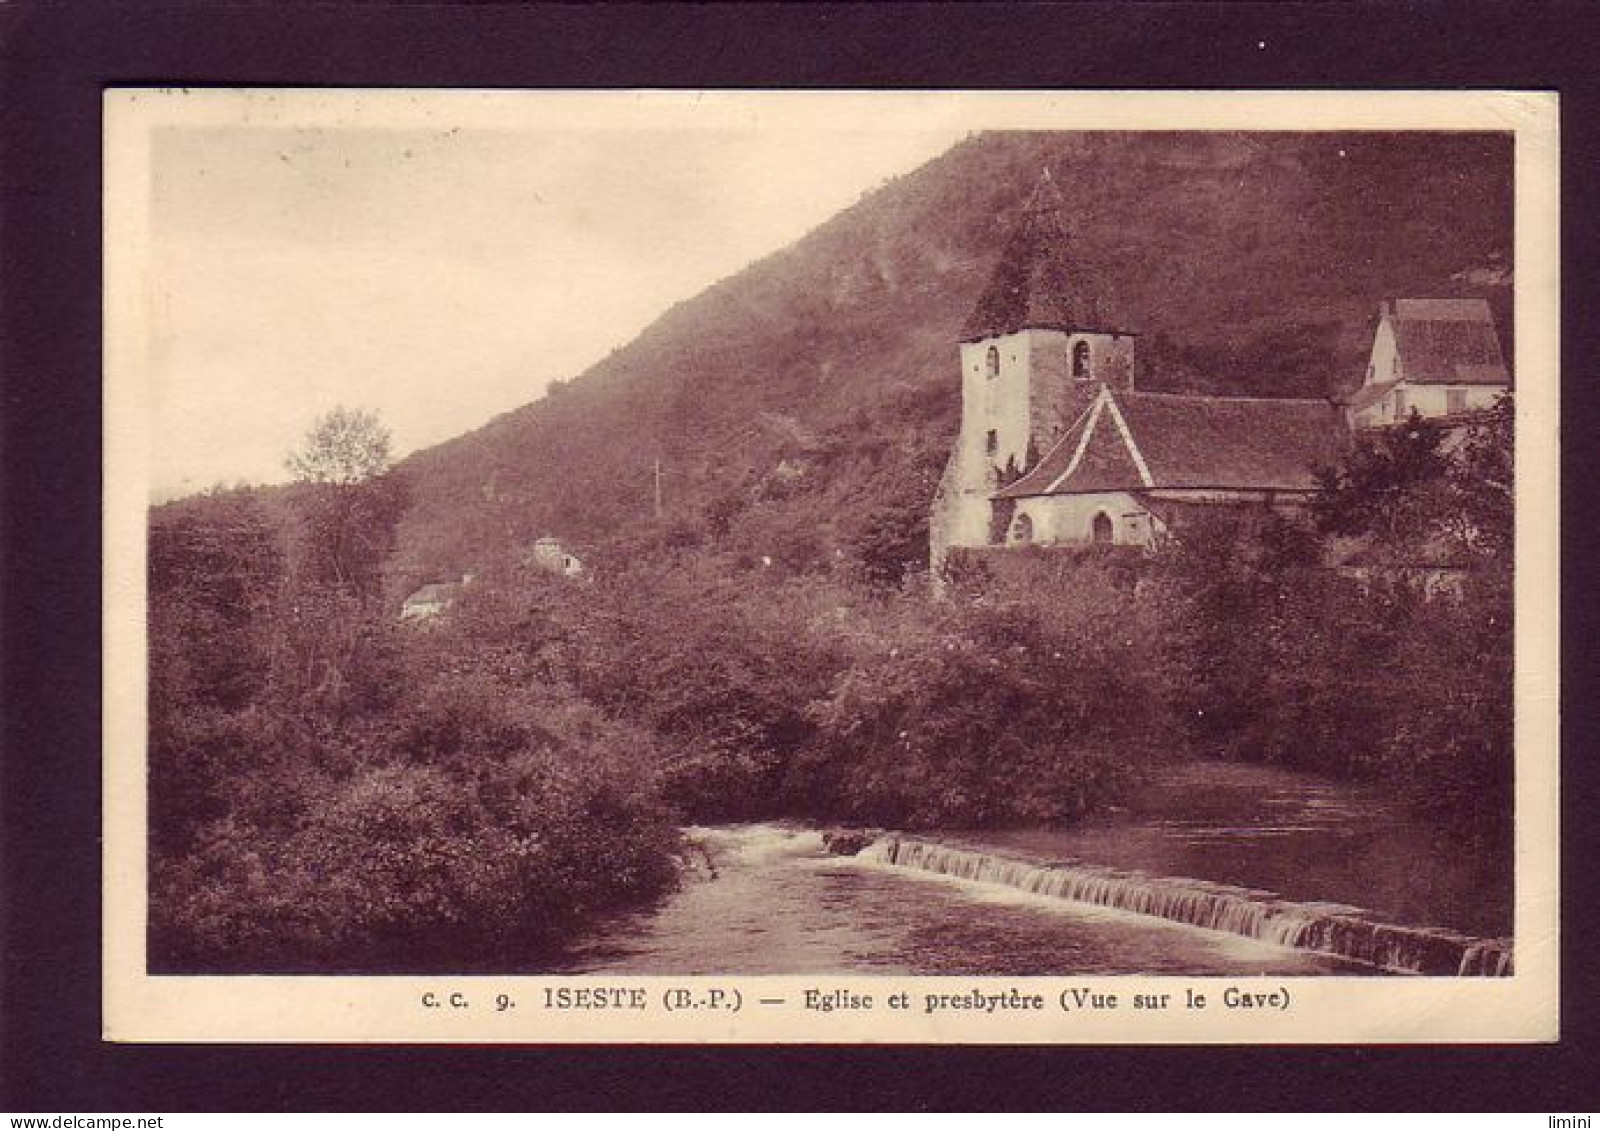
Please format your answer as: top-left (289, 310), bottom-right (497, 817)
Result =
top-left (960, 169), bottom-right (1112, 342)
top-left (997, 385), bottom-right (1346, 499)
top-left (1388, 298), bottom-right (1510, 387)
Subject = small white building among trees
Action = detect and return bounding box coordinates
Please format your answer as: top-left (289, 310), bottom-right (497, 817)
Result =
top-left (1342, 298), bottom-right (1510, 430)
top-left (526, 536), bottom-right (584, 577)
top-left (400, 580), bottom-right (464, 622)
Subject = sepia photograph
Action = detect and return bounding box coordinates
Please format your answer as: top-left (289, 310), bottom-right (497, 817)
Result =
top-left (101, 89), bottom-right (1559, 1043)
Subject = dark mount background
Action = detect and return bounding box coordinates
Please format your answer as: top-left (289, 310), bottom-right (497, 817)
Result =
top-left (392, 130), bottom-right (1512, 587)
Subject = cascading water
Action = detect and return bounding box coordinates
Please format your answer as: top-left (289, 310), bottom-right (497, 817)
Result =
top-left (860, 836), bottom-right (1514, 976)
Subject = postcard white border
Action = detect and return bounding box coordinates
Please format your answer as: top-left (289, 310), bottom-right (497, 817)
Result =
top-left (103, 89), bottom-right (1560, 1044)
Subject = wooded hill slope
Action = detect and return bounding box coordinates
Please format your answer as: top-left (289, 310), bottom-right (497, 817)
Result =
top-left (389, 130), bottom-right (1512, 589)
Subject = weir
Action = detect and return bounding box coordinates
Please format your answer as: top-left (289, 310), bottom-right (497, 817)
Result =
top-left (860, 836), bottom-right (1514, 976)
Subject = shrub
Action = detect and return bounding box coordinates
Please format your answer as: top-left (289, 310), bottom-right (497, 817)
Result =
top-left (802, 568), bottom-right (1163, 827)
top-left (150, 740), bottom-right (680, 973)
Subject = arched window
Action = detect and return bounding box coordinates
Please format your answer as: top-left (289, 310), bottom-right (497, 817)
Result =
top-left (1072, 340), bottom-right (1092, 379)
top-left (985, 345), bottom-right (1001, 379)
top-left (1091, 511), bottom-right (1114, 545)
top-left (1010, 513), bottom-right (1034, 544)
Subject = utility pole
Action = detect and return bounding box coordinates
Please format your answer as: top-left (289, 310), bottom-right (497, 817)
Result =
top-left (653, 458), bottom-right (663, 519)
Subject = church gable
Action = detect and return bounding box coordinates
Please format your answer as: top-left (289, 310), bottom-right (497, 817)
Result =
top-left (1062, 405), bottom-right (1150, 492)
top-left (997, 389), bottom-right (1149, 498)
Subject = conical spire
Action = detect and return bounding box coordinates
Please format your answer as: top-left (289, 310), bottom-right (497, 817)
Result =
top-left (961, 167), bottom-right (1101, 340)
top-left (1024, 165), bottom-right (1066, 218)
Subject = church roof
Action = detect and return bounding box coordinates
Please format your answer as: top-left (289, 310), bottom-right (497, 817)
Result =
top-left (996, 386), bottom-right (1346, 498)
top-left (1388, 298), bottom-right (1509, 386)
top-left (960, 169), bottom-right (1111, 342)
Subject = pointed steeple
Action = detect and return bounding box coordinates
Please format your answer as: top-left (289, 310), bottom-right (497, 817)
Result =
top-left (1024, 164), bottom-right (1067, 217)
top-left (960, 167), bottom-right (1103, 341)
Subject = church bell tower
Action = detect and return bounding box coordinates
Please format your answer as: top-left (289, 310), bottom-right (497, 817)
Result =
top-left (930, 168), bottom-right (1136, 569)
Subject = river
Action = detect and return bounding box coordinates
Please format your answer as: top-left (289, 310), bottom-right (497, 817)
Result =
top-left (554, 761), bottom-right (1509, 976)
top-left (553, 822), bottom-right (1368, 976)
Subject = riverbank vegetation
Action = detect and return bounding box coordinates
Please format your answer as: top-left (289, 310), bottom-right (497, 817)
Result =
top-left (148, 417), bottom-right (680, 973)
top-left (149, 401), bottom-right (1511, 971)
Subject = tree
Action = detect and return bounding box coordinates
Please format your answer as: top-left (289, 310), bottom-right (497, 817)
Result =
top-left (1312, 409), bottom-right (1449, 546)
top-left (285, 407), bottom-right (406, 593)
top-left (1447, 393), bottom-right (1513, 560)
top-left (843, 499), bottom-right (929, 586)
top-left (286, 406), bottom-right (392, 486)
top-left (148, 488), bottom-right (288, 854)
top-left (1313, 398), bottom-right (1513, 568)
top-left (149, 488), bottom-right (284, 713)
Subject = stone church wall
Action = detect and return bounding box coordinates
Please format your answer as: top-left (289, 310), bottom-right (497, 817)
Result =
top-left (959, 331), bottom-right (1033, 476)
top-left (1008, 490), bottom-right (1156, 547)
top-left (937, 327), bottom-right (1144, 563)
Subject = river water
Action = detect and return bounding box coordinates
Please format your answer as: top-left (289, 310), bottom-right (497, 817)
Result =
top-left (947, 761), bottom-right (1511, 939)
top-left (553, 823), bottom-right (1366, 975)
top-left (552, 761), bottom-right (1509, 976)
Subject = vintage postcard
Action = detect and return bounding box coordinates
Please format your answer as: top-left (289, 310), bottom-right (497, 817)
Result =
top-left (103, 89), bottom-right (1559, 1043)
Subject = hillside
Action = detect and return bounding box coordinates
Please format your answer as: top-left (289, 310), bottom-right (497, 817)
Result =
top-left (389, 130), bottom-right (1512, 587)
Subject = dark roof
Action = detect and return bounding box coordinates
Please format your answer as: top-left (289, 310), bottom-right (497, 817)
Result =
top-left (960, 169), bottom-right (1110, 341)
top-left (998, 387), bottom-right (1346, 498)
top-left (1121, 392), bottom-right (1348, 490)
top-left (1389, 298), bottom-right (1509, 386)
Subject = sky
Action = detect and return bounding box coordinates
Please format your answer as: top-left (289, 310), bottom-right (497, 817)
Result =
top-left (134, 96), bottom-right (964, 500)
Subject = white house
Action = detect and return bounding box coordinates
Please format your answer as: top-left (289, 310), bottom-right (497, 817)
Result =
top-left (1343, 298), bottom-right (1510, 430)
top-left (400, 580), bottom-right (464, 622)
top-left (526, 536), bottom-right (584, 577)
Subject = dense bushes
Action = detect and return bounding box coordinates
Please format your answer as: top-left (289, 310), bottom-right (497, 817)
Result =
top-left (436, 543), bottom-right (1174, 831)
top-left (151, 747), bottom-right (678, 973)
top-left (1364, 568), bottom-right (1513, 837)
top-left (148, 484), bottom-right (683, 973)
top-left (797, 558), bottom-right (1167, 826)
top-left (1154, 511), bottom-right (1512, 843)
top-left (149, 596), bottom-right (684, 973)
top-left (149, 400), bottom-right (1513, 969)
top-left (1154, 512), bottom-right (1397, 774)
top-left (1152, 404), bottom-right (1515, 842)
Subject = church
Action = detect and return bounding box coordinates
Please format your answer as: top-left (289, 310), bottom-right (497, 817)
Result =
top-left (928, 170), bottom-right (1510, 571)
